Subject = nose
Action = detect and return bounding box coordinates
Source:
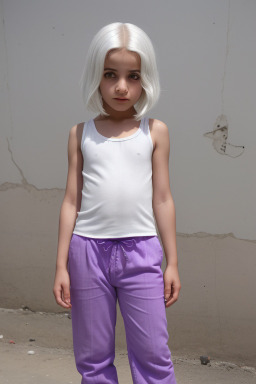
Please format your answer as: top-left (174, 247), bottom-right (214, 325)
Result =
top-left (116, 78), bottom-right (128, 94)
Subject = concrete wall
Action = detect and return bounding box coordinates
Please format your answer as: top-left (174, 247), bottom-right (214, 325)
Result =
top-left (1, 0), bottom-right (256, 367)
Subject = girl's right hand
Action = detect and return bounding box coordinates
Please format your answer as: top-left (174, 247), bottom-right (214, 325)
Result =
top-left (53, 267), bottom-right (72, 309)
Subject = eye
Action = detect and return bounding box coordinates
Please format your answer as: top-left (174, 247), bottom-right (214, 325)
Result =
top-left (130, 73), bottom-right (140, 80)
top-left (104, 72), bottom-right (115, 78)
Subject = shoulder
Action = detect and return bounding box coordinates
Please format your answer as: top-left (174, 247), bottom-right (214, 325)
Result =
top-left (69, 122), bottom-right (86, 137)
top-left (148, 118), bottom-right (169, 151)
top-left (69, 122), bottom-right (86, 151)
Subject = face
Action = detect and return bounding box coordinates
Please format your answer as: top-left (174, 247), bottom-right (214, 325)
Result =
top-left (99, 48), bottom-right (143, 115)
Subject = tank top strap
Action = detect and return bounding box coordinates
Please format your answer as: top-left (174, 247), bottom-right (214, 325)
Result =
top-left (81, 120), bottom-right (90, 151)
top-left (141, 116), bottom-right (149, 133)
top-left (141, 116), bottom-right (153, 149)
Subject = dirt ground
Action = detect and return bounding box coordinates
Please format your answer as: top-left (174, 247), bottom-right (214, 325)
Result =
top-left (0, 308), bottom-right (256, 384)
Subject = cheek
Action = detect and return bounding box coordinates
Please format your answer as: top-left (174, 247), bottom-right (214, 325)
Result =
top-left (134, 85), bottom-right (143, 99)
top-left (100, 81), bottom-right (115, 98)
top-left (99, 82), bottom-right (105, 94)
top-left (99, 79), bottom-right (109, 93)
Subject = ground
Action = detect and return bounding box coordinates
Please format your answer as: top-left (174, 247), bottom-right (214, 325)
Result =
top-left (0, 308), bottom-right (256, 384)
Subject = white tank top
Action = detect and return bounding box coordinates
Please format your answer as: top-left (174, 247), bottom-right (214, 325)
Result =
top-left (72, 116), bottom-right (157, 238)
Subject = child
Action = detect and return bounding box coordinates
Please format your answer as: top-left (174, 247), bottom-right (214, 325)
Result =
top-left (53, 22), bottom-right (181, 384)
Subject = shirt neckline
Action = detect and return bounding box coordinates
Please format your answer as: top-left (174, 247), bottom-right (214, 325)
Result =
top-left (91, 117), bottom-right (144, 142)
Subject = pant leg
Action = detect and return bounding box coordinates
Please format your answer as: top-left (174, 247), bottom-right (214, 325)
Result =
top-left (115, 235), bottom-right (177, 384)
top-left (68, 234), bottom-right (119, 384)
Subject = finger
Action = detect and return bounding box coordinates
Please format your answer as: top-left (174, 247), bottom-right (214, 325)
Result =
top-left (55, 287), bottom-right (71, 308)
top-left (165, 292), bottom-right (179, 307)
top-left (165, 298), bottom-right (176, 307)
top-left (62, 285), bottom-right (71, 306)
top-left (63, 288), bottom-right (71, 308)
top-left (164, 288), bottom-right (172, 301)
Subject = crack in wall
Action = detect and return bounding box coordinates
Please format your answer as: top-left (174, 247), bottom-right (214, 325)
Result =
top-left (0, 137), bottom-right (64, 192)
top-left (221, 0), bottom-right (231, 114)
top-left (1, 0), bottom-right (14, 139)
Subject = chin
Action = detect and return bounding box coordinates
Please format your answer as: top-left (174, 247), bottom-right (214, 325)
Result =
top-left (110, 103), bottom-right (131, 110)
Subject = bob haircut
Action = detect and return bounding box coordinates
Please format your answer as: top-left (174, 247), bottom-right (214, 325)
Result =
top-left (79, 22), bottom-right (161, 121)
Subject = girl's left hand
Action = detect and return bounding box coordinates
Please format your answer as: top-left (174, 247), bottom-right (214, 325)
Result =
top-left (163, 264), bottom-right (181, 308)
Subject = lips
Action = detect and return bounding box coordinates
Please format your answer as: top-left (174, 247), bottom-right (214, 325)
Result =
top-left (114, 98), bottom-right (128, 100)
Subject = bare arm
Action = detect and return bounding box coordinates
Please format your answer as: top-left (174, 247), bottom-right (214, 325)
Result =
top-left (53, 123), bottom-right (83, 307)
top-left (153, 198), bottom-right (178, 266)
top-left (152, 120), bottom-right (177, 266)
top-left (152, 120), bottom-right (181, 307)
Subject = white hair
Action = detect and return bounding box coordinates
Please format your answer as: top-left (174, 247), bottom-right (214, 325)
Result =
top-left (79, 22), bottom-right (161, 121)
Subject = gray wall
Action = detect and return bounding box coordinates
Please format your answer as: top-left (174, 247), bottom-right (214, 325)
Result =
top-left (1, 0), bottom-right (256, 367)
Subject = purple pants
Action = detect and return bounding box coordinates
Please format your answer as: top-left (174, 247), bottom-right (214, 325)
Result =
top-left (68, 233), bottom-right (177, 384)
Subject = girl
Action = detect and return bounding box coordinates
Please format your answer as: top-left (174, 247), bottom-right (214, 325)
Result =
top-left (53, 22), bottom-right (181, 384)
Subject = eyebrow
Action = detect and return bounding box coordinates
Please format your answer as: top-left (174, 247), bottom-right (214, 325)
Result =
top-left (104, 67), bottom-right (141, 73)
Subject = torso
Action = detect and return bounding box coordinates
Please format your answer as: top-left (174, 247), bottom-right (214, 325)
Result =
top-left (73, 116), bottom-right (158, 238)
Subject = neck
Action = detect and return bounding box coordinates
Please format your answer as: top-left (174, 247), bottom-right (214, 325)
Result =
top-left (101, 101), bottom-right (137, 122)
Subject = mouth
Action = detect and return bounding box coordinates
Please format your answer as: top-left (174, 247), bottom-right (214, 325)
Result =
top-left (114, 98), bottom-right (129, 101)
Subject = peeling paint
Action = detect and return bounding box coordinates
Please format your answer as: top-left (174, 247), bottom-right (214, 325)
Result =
top-left (204, 114), bottom-right (245, 157)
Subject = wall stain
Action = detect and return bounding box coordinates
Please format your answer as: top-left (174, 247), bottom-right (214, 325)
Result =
top-left (204, 114), bottom-right (245, 157)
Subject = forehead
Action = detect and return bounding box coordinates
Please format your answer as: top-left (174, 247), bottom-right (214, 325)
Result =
top-left (104, 48), bottom-right (141, 69)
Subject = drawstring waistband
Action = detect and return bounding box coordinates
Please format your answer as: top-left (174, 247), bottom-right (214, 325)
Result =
top-left (96, 238), bottom-right (136, 267)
